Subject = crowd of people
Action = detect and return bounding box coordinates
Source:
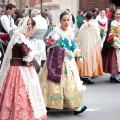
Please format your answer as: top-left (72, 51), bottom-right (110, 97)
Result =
top-left (0, 3), bottom-right (120, 120)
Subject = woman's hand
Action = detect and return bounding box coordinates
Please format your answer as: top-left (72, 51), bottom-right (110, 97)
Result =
top-left (79, 58), bottom-right (83, 66)
top-left (65, 50), bottom-right (69, 56)
top-left (101, 26), bottom-right (105, 30)
top-left (35, 52), bottom-right (42, 57)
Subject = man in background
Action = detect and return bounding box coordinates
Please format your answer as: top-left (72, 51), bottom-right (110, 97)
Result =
top-left (24, 6), bottom-right (29, 17)
top-left (44, 9), bottom-right (52, 33)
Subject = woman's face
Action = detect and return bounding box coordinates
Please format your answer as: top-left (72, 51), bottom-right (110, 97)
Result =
top-left (60, 15), bottom-right (70, 31)
top-left (80, 11), bottom-right (83, 15)
top-left (100, 11), bottom-right (106, 17)
top-left (29, 25), bottom-right (36, 37)
top-left (114, 10), bottom-right (120, 20)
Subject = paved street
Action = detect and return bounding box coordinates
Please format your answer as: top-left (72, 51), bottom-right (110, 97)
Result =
top-left (47, 73), bottom-right (120, 120)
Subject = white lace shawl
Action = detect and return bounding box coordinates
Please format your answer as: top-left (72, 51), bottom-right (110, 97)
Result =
top-left (53, 26), bottom-right (74, 46)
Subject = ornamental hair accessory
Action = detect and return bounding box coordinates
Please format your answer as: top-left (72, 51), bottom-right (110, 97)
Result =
top-left (27, 17), bottom-right (31, 27)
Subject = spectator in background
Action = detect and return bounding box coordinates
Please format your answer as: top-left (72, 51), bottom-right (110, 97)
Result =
top-left (66, 9), bottom-right (75, 28)
top-left (41, 11), bottom-right (49, 40)
top-left (30, 9), bottom-right (48, 67)
top-left (106, 7), bottom-right (113, 23)
top-left (76, 10), bottom-right (84, 29)
top-left (44, 9), bottom-right (52, 33)
top-left (0, 3), bottom-right (17, 34)
top-left (12, 9), bottom-right (23, 26)
top-left (92, 8), bottom-right (97, 19)
top-left (24, 6), bottom-right (29, 17)
top-left (95, 7), bottom-right (99, 16)
top-left (0, 3), bottom-right (17, 68)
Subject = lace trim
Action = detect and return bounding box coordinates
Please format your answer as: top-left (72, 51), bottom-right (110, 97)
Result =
top-left (23, 52), bottom-right (34, 62)
top-left (19, 66), bottom-right (47, 119)
top-left (14, 34), bottom-right (32, 50)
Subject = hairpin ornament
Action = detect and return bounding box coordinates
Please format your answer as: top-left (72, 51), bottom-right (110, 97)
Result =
top-left (27, 17), bottom-right (31, 27)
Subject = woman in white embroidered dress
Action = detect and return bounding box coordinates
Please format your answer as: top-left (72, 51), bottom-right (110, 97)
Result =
top-left (0, 16), bottom-right (47, 120)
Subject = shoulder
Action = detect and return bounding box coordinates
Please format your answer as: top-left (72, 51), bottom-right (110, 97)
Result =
top-left (1, 15), bottom-right (8, 20)
top-left (111, 20), bottom-right (119, 27)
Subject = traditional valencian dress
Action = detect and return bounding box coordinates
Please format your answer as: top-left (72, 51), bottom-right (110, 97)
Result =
top-left (0, 33), bottom-right (46, 120)
top-left (96, 15), bottom-right (108, 49)
top-left (103, 20), bottom-right (120, 75)
top-left (77, 19), bottom-right (103, 77)
top-left (40, 27), bottom-right (85, 109)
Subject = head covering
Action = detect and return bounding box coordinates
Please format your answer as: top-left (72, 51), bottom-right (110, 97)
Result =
top-left (31, 9), bottom-right (40, 16)
top-left (56, 10), bottom-right (72, 28)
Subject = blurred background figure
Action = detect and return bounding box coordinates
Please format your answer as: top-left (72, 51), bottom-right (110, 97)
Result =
top-left (76, 10), bottom-right (84, 29)
top-left (66, 9), bottom-right (75, 28)
top-left (96, 10), bottom-right (108, 49)
top-left (12, 9), bottom-right (23, 26)
top-left (0, 3), bottom-right (17, 68)
top-left (77, 11), bottom-right (103, 84)
top-left (95, 7), bottom-right (99, 16)
top-left (24, 6), bottom-right (29, 17)
top-left (30, 9), bottom-right (48, 67)
top-left (44, 9), bottom-right (52, 33)
top-left (92, 8), bottom-right (97, 19)
top-left (106, 7), bottom-right (113, 23)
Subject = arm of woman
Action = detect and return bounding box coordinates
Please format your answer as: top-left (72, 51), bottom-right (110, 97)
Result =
top-left (19, 43), bottom-right (42, 62)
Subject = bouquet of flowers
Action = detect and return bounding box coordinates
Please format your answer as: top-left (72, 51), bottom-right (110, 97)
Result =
top-left (107, 34), bottom-right (120, 48)
top-left (46, 31), bottom-right (60, 46)
top-left (98, 21), bottom-right (106, 40)
top-left (0, 33), bottom-right (9, 42)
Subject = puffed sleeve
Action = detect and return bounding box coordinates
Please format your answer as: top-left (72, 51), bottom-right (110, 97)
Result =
top-left (110, 26), bottom-right (117, 36)
top-left (19, 43), bottom-right (34, 62)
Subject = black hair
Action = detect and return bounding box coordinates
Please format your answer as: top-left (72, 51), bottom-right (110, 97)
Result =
top-left (31, 18), bottom-right (36, 27)
top-left (41, 11), bottom-right (47, 19)
top-left (85, 11), bottom-right (93, 20)
top-left (6, 4), bottom-right (16, 10)
top-left (44, 9), bottom-right (48, 12)
top-left (92, 8), bottom-right (96, 13)
top-left (14, 9), bottom-right (23, 20)
top-left (60, 11), bottom-right (69, 20)
top-left (66, 9), bottom-right (70, 12)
